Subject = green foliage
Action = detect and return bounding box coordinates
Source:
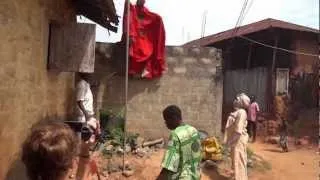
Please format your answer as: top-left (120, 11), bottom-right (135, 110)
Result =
top-left (107, 127), bottom-right (139, 146)
top-left (247, 147), bottom-right (254, 160)
top-left (100, 107), bottom-right (125, 132)
top-left (109, 128), bottom-right (125, 145)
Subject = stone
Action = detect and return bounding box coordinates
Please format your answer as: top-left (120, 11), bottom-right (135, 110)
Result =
top-left (172, 47), bottom-right (184, 56)
top-left (190, 47), bottom-right (201, 56)
top-left (124, 161), bottom-right (131, 170)
top-left (116, 147), bottom-right (124, 154)
top-left (136, 148), bottom-right (146, 158)
top-left (122, 169), bottom-right (134, 177)
top-left (247, 159), bottom-right (254, 168)
top-left (155, 142), bottom-right (164, 149)
top-left (166, 57), bottom-right (176, 64)
top-left (119, 161), bottom-right (132, 171)
top-left (125, 145), bottom-right (131, 153)
top-left (208, 48), bottom-right (217, 57)
top-left (173, 67), bottom-right (187, 74)
top-left (108, 163), bottom-right (120, 173)
top-left (183, 57), bottom-right (197, 64)
top-left (136, 137), bottom-right (144, 148)
top-left (100, 171), bottom-right (108, 178)
top-left (208, 68), bottom-right (217, 74)
top-left (105, 144), bottom-right (114, 151)
top-left (200, 58), bottom-right (212, 64)
top-left (69, 174), bottom-right (75, 179)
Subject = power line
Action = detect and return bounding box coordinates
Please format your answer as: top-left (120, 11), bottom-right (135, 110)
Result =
top-left (231, 0), bottom-right (249, 37)
top-left (226, 0), bottom-right (251, 60)
top-left (227, 0), bottom-right (318, 58)
top-left (241, 0), bottom-right (254, 25)
top-left (238, 35), bottom-right (319, 57)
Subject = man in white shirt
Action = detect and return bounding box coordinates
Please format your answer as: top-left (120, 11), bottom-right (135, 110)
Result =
top-left (74, 73), bottom-right (101, 179)
top-left (76, 73), bottom-right (95, 123)
top-left (75, 73), bottom-right (100, 141)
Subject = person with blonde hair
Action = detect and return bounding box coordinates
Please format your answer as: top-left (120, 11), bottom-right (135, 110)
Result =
top-left (22, 121), bottom-right (79, 180)
top-left (224, 93), bottom-right (250, 180)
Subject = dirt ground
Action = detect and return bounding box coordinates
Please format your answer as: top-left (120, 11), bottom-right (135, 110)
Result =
top-left (103, 140), bottom-right (319, 180)
top-left (246, 142), bottom-right (319, 180)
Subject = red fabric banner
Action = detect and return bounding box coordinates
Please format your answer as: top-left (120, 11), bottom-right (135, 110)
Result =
top-left (122, 3), bottom-right (166, 79)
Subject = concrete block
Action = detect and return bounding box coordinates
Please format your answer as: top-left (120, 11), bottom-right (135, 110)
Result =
top-left (173, 67), bottom-right (187, 74)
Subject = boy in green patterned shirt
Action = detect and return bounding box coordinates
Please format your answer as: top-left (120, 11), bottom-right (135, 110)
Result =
top-left (157, 105), bottom-right (202, 180)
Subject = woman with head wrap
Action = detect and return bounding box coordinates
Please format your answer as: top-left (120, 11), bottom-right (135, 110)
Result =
top-left (224, 93), bottom-right (250, 180)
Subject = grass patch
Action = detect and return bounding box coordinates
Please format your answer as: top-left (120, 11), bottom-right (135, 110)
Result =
top-left (249, 152), bottom-right (272, 173)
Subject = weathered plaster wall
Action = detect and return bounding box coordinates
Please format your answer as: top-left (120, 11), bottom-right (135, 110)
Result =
top-left (0, 0), bottom-right (76, 179)
top-left (95, 43), bottom-right (223, 140)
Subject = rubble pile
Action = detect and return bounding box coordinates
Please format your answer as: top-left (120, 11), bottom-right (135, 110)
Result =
top-left (98, 134), bottom-right (165, 178)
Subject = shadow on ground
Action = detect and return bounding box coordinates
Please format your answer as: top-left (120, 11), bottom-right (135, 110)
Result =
top-left (263, 148), bottom-right (284, 153)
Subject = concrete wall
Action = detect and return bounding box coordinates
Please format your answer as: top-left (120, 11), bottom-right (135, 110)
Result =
top-left (95, 43), bottom-right (223, 140)
top-left (0, 0), bottom-right (76, 179)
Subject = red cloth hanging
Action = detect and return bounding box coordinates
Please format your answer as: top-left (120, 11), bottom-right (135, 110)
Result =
top-left (122, 3), bottom-right (166, 79)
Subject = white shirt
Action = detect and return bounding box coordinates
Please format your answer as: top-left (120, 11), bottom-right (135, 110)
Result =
top-left (76, 79), bottom-right (94, 122)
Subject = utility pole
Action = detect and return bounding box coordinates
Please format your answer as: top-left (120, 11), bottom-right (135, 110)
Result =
top-left (201, 10), bottom-right (208, 38)
top-left (182, 26), bottom-right (185, 43)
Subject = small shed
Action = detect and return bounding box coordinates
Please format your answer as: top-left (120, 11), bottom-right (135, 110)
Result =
top-left (185, 18), bottom-right (319, 112)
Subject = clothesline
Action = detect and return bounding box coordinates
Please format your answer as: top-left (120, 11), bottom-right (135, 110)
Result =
top-left (238, 35), bottom-right (319, 58)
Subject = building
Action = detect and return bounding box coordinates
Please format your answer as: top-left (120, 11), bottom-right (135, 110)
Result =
top-left (94, 43), bottom-right (224, 140)
top-left (0, 0), bottom-right (118, 179)
top-left (185, 18), bottom-right (318, 125)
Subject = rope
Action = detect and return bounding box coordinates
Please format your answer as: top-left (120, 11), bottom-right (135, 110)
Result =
top-left (238, 35), bottom-right (319, 57)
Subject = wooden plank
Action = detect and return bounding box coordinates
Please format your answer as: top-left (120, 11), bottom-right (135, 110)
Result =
top-left (271, 34), bottom-right (279, 96)
top-left (246, 43), bottom-right (252, 70)
top-left (48, 23), bottom-right (96, 73)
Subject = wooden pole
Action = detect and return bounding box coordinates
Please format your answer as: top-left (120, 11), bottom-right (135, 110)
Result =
top-left (142, 138), bottom-right (164, 147)
top-left (271, 35), bottom-right (279, 97)
top-left (269, 33), bottom-right (279, 117)
top-left (246, 43), bottom-right (253, 70)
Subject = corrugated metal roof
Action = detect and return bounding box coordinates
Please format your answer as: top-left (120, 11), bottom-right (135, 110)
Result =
top-left (184, 18), bottom-right (319, 47)
top-left (75, 0), bottom-right (120, 32)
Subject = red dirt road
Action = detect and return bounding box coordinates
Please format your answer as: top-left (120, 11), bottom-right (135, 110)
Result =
top-left (119, 142), bottom-right (319, 180)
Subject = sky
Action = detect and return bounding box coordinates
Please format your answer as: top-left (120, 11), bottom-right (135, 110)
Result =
top-left (77, 0), bottom-right (319, 45)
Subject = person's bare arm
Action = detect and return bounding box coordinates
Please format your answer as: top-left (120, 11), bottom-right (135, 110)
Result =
top-left (77, 101), bottom-right (92, 122)
top-left (256, 103), bottom-right (260, 115)
top-left (227, 109), bottom-right (246, 146)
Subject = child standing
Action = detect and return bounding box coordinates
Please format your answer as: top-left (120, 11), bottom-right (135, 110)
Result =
top-left (279, 119), bottom-right (289, 152)
top-left (247, 95), bottom-right (260, 143)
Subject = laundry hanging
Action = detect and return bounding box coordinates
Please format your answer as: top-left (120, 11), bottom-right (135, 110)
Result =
top-left (122, 1), bottom-right (166, 79)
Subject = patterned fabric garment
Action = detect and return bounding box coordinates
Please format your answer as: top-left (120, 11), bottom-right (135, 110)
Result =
top-left (161, 124), bottom-right (202, 180)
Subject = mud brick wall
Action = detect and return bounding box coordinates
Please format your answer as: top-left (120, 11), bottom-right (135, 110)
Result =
top-left (0, 1), bottom-right (76, 179)
top-left (95, 43), bottom-right (223, 140)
